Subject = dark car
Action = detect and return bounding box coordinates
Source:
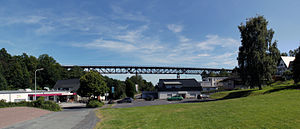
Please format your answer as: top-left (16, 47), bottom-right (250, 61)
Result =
top-left (117, 97), bottom-right (133, 103)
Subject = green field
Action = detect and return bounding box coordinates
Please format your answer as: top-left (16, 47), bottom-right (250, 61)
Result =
top-left (96, 81), bottom-right (300, 129)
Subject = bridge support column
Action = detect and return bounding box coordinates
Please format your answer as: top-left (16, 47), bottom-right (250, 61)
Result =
top-left (177, 74), bottom-right (180, 79)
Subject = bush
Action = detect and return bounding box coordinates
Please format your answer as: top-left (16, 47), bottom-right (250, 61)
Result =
top-left (86, 100), bottom-right (104, 108)
top-left (0, 99), bottom-right (8, 108)
top-left (32, 97), bottom-right (61, 111)
top-left (0, 97), bottom-right (61, 111)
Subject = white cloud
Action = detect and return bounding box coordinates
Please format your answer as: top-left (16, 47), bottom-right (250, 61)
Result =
top-left (196, 35), bottom-right (239, 51)
top-left (73, 39), bottom-right (137, 52)
top-left (0, 40), bottom-right (15, 46)
top-left (179, 35), bottom-right (190, 42)
top-left (110, 5), bottom-right (149, 22)
top-left (197, 54), bottom-right (210, 57)
top-left (167, 24), bottom-right (183, 33)
top-left (115, 25), bottom-right (148, 43)
top-left (35, 25), bottom-right (54, 34)
top-left (0, 15), bottom-right (46, 25)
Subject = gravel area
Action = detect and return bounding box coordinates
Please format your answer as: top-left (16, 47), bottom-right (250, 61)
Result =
top-left (0, 107), bottom-right (51, 128)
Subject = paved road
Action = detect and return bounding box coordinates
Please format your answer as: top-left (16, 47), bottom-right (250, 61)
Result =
top-left (5, 104), bottom-right (99, 129)
top-left (112, 99), bottom-right (215, 108)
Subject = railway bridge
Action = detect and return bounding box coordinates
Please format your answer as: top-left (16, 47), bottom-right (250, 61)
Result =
top-left (62, 66), bottom-right (233, 79)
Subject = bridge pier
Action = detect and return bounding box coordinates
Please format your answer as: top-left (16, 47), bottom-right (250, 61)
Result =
top-left (177, 73), bottom-right (180, 79)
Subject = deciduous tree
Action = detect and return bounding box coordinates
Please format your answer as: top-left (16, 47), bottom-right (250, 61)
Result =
top-left (77, 71), bottom-right (108, 99)
top-left (238, 15), bottom-right (280, 89)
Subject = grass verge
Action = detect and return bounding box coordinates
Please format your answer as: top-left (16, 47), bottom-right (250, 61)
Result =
top-left (95, 80), bottom-right (300, 129)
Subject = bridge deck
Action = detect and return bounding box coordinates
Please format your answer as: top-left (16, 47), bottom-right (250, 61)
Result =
top-left (62, 66), bottom-right (232, 75)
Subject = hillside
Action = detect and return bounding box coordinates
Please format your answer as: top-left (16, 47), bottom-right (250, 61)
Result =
top-left (96, 81), bottom-right (300, 129)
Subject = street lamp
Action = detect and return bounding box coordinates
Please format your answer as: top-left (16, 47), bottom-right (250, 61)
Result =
top-left (34, 68), bottom-right (44, 101)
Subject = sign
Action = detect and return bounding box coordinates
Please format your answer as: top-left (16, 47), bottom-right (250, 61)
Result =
top-left (111, 86), bottom-right (114, 93)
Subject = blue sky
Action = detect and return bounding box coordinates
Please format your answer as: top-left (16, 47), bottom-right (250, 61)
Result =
top-left (1, 0), bottom-right (300, 84)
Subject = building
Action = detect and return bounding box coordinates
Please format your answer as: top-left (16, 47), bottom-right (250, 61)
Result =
top-left (0, 89), bottom-right (76, 102)
top-left (53, 79), bottom-right (80, 92)
top-left (54, 78), bottom-right (107, 101)
top-left (200, 77), bottom-right (228, 91)
top-left (277, 56), bottom-right (295, 75)
top-left (157, 79), bottom-right (202, 99)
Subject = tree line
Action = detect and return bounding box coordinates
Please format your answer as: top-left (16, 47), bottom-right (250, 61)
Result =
top-left (0, 48), bottom-right (154, 99)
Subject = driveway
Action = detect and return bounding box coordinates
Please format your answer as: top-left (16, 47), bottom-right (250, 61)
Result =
top-left (4, 103), bottom-right (99, 129)
top-left (112, 98), bottom-right (215, 108)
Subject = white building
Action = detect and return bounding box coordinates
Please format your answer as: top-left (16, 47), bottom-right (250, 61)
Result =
top-left (0, 89), bottom-right (76, 102)
top-left (277, 56), bottom-right (295, 75)
top-left (157, 79), bottom-right (202, 99)
top-left (200, 77), bottom-right (228, 92)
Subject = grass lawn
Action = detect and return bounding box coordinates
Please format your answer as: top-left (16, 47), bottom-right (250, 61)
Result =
top-left (96, 81), bottom-right (300, 129)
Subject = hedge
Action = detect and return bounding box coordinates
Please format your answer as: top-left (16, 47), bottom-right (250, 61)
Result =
top-left (0, 97), bottom-right (61, 111)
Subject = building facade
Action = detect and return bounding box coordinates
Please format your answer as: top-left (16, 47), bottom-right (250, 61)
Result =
top-left (277, 56), bottom-right (295, 75)
top-left (0, 89), bottom-right (76, 102)
top-left (200, 77), bottom-right (228, 91)
top-left (157, 79), bottom-right (202, 99)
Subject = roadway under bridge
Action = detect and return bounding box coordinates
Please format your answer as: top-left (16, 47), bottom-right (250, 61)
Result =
top-left (62, 66), bottom-right (233, 79)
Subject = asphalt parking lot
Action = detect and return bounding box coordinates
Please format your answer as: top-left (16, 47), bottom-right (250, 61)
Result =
top-left (112, 98), bottom-right (215, 108)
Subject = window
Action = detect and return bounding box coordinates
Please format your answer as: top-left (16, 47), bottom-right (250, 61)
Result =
top-left (167, 94), bottom-right (172, 97)
top-left (166, 86), bottom-right (172, 89)
top-left (190, 94), bottom-right (196, 97)
top-left (14, 99), bottom-right (26, 102)
top-left (175, 86), bottom-right (182, 88)
top-left (29, 96), bottom-right (33, 100)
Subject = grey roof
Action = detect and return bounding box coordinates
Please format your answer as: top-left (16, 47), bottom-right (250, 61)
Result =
top-left (53, 79), bottom-right (80, 91)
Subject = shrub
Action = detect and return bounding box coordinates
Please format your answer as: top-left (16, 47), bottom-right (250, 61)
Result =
top-left (0, 99), bottom-right (8, 108)
top-left (86, 100), bottom-right (104, 108)
top-left (0, 97), bottom-right (61, 111)
top-left (32, 97), bottom-right (61, 111)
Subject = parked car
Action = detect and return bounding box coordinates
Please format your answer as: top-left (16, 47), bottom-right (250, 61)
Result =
top-left (117, 97), bottom-right (133, 103)
top-left (167, 95), bottom-right (183, 101)
top-left (197, 94), bottom-right (209, 99)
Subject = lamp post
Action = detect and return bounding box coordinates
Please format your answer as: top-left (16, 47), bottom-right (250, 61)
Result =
top-left (34, 68), bottom-right (44, 101)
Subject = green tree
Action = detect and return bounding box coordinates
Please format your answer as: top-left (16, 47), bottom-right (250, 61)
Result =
top-left (238, 15), bottom-right (280, 89)
top-left (281, 52), bottom-right (288, 56)
top-left (283, 70), bottom-right (293, 80)
top-left (128, 75), bottom-right (154, 92)
top-left (20, 53), bottom-right (38, 88)
top-left (201, 71), bottom-right (208, 79)
top-left (37, 54), bottom-right (63, 88)
top-left (125, 78), bottom-right (135, 98)
top-left (289, 48), bottom-right (299, 57)
top-left (219, 68), bottom-right (229, 77)
top-left (208, 71), bottom-right (217, 77)
top-left (66, 66), bottom-right (85, 79)
top-left (6, 59), bottom-right (26, 89)
top-left (104, 76), bottom-right (126, 99)
top-left (77, 71), bottom-right (108, 99)
top-left (0, 65), bottom-right (8, 90)
top-left (293, 46), bottom-right (300, 84)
